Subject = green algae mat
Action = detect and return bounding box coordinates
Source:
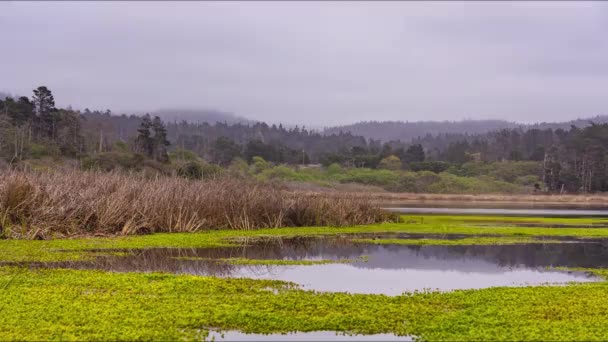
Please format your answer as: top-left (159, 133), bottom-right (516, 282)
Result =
top-left (2, 214), bottom-right (608, 340)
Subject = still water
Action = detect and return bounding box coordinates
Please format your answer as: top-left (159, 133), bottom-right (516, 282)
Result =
top-left (384, 207), bottom-right (608, 217)
top-left (27, 234), bottom-right (606, 295)
top-left (205, 331), bottom-right (411, 341)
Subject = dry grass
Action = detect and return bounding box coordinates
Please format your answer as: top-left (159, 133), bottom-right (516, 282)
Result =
top-left (290, 190), bottom-right (608, 208)
top-left (0, 170), bottom-right (395, 239)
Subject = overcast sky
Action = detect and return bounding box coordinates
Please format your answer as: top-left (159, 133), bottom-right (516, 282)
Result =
top-left (1, 1), bottom-right (607, 126)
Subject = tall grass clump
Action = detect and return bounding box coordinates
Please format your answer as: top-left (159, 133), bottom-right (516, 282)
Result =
top-left (0, 170), bottom-right (395, 239)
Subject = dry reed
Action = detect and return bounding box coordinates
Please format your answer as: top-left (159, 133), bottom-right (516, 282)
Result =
top-left (286, 187), bottom-right (608, 208)
top-left (0, 170), bottom-right (395, 239)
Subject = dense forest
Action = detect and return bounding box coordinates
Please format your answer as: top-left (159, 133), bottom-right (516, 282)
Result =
top-left (325, 117), bottom-right (608, 143)
top-left (324, 120), bottom-right (522, 142)
top-left (2, 86), bottom-right (608, 193)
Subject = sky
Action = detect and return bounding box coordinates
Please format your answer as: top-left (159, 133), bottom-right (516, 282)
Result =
top-left (1, 1), bottom-right (608, 126)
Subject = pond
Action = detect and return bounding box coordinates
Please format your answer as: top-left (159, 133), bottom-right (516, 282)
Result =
top-left (204, 331), bottom-right (412, 341)
top-left (25, 233), bottom-right (606, 295)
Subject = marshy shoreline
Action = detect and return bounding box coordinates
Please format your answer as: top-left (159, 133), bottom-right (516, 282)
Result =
top-left (3, 214), bottom-right (608, 340)
top-left (2, 168), bottom-right (608, 240)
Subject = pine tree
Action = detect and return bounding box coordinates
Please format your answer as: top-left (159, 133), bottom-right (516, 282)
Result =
top-left (151, 116), bottom-right (170, 163)
top-left (32, 86), bottom-right (57, 139)
top-left (135, 114), bottom-right (154, 158)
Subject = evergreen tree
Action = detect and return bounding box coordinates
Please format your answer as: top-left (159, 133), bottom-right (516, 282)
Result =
top-left (32, 86), bottom-right (57, 138)
top-left (151, 116), bottom-right (170, 163)
top-left (135, 114), bottom-right (154, 158)
top-left (403, 144), bottom-right (425, 163)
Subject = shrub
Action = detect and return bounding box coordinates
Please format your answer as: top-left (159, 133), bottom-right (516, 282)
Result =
top-left (177, 161), bottom-right (203, 180)
top-left (515, 175), bottom-right (540, 187)
top-left (340, 168), bottom-right (400, 188)
top-left (227, 157), bottom-right (249, 178)
top-left (250, 156), bottom-right (270, 174)
top-left (258, 165), bottom-right (316, 182)
top-left (326, 163), bottom-right (343, 175)
top-left (112, 141), bottom-right (130, 153)
top-left (201, 163), bottom-right (223, 179)
top-left (378, 155), bottom-right (401, 170)
top-left (28, 143), bottom-right (50, 159)
top-left (408, 161), bottom-right (451, 173)
top-left (80, 152), bottom-right (145, 172)
top-left (169, 148), bottom-right (199, 162)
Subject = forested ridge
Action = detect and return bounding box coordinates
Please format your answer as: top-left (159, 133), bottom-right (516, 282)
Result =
top-left (324, 117), bottom-right (608, 143)
top-left (2, 86), bottom-right (608, 193)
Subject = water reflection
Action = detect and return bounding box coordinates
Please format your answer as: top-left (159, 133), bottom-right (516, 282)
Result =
top-left (380, 202), bottom-right (608, 210)
top-left (384, 207), bottom-right (608, 217)
top-left (20, 234), bottom-right (607, 294)
top-left (205, 331), bottom-right (412, 341)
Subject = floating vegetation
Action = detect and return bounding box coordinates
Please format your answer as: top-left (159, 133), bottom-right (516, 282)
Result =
top-left (2, 214), bottom-right (608, 339)
top-left (1, 266), bottom-right (608, 340)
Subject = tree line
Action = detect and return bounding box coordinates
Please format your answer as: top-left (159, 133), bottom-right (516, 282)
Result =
top-left (2, 86), bottom-right (608, 193)
top-left (0, 86), bottom-right (170, 164)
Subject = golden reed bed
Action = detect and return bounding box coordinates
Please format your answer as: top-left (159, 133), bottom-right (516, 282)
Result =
top-left (0, 170), bottom-right (394, 239)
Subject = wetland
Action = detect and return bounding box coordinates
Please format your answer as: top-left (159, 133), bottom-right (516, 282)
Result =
top-left (3, 214), bottom-right (608, 340)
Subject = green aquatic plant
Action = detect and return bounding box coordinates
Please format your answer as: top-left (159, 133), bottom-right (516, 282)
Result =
top-left (2, 214), bottom-right (608, 340)
top-left (547, 267), bottom-right (608, 281)
top-left (1, 266), bottom-right (608, 340)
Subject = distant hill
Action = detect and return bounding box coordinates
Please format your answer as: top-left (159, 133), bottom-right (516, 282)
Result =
top-left (323, 120), bottom-right (522, 142)
top-left (323, 116), bottom-right (608, 142)
top-left (151, 108), bottom-right (251, 124)
top-left (0, 91), bottom-right (13, 100)
top-left (528, 115), bottom-right (608, 131)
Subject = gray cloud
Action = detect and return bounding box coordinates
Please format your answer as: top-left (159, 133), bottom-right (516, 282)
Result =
top-left (1, 1), bottom-right (607, 126)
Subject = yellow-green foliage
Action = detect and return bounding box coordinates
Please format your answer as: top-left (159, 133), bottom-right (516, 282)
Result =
top-left (378, 155), bottom-right (402, 171)
top-left (3, 214), bottom-right (608, 340)
top-left (1, 267), bottom-right (608, 340)
top-left (253, 163), bottom-right (529, 193)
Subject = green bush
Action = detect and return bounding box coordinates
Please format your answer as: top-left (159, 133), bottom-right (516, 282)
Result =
top-left (425, 174), bottom-right (523, 194)
top-left (408, 161), bottom-right (451, 173)
top-left (112, 141), bottom-right (130, 153)
top-left (378, 155), bottom-right (401, 170)
top-left (515, 175), bottom-right (540, 187)
top-left (250, 156), bottom-right (270, 174)
top-left (227, 157), bottom-right (250, 178)
top-left (28, 143), bottom-right (50, 159)
top-left (339, 168), bottom-right (400, 187)
top-left (326, 163), bottom-right (343, 175)
top-left (177, 161), bottom-right (203, 180)
top-left (80, 152), bottom-right (145, 172)
top-left (258, 165), bottom-right (315, 182)
top-left (449, 161), bottom-right (541, 182)
top-left (488, 161), bottom-right (541, 183)
top-left (201, 163), bottom-right (223, 179)
top-left (169, 148), bottom-right (199, 162)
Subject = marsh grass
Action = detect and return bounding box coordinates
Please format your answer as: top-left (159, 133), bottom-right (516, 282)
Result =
top-left (0, 170), bottom-right (396, 239)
